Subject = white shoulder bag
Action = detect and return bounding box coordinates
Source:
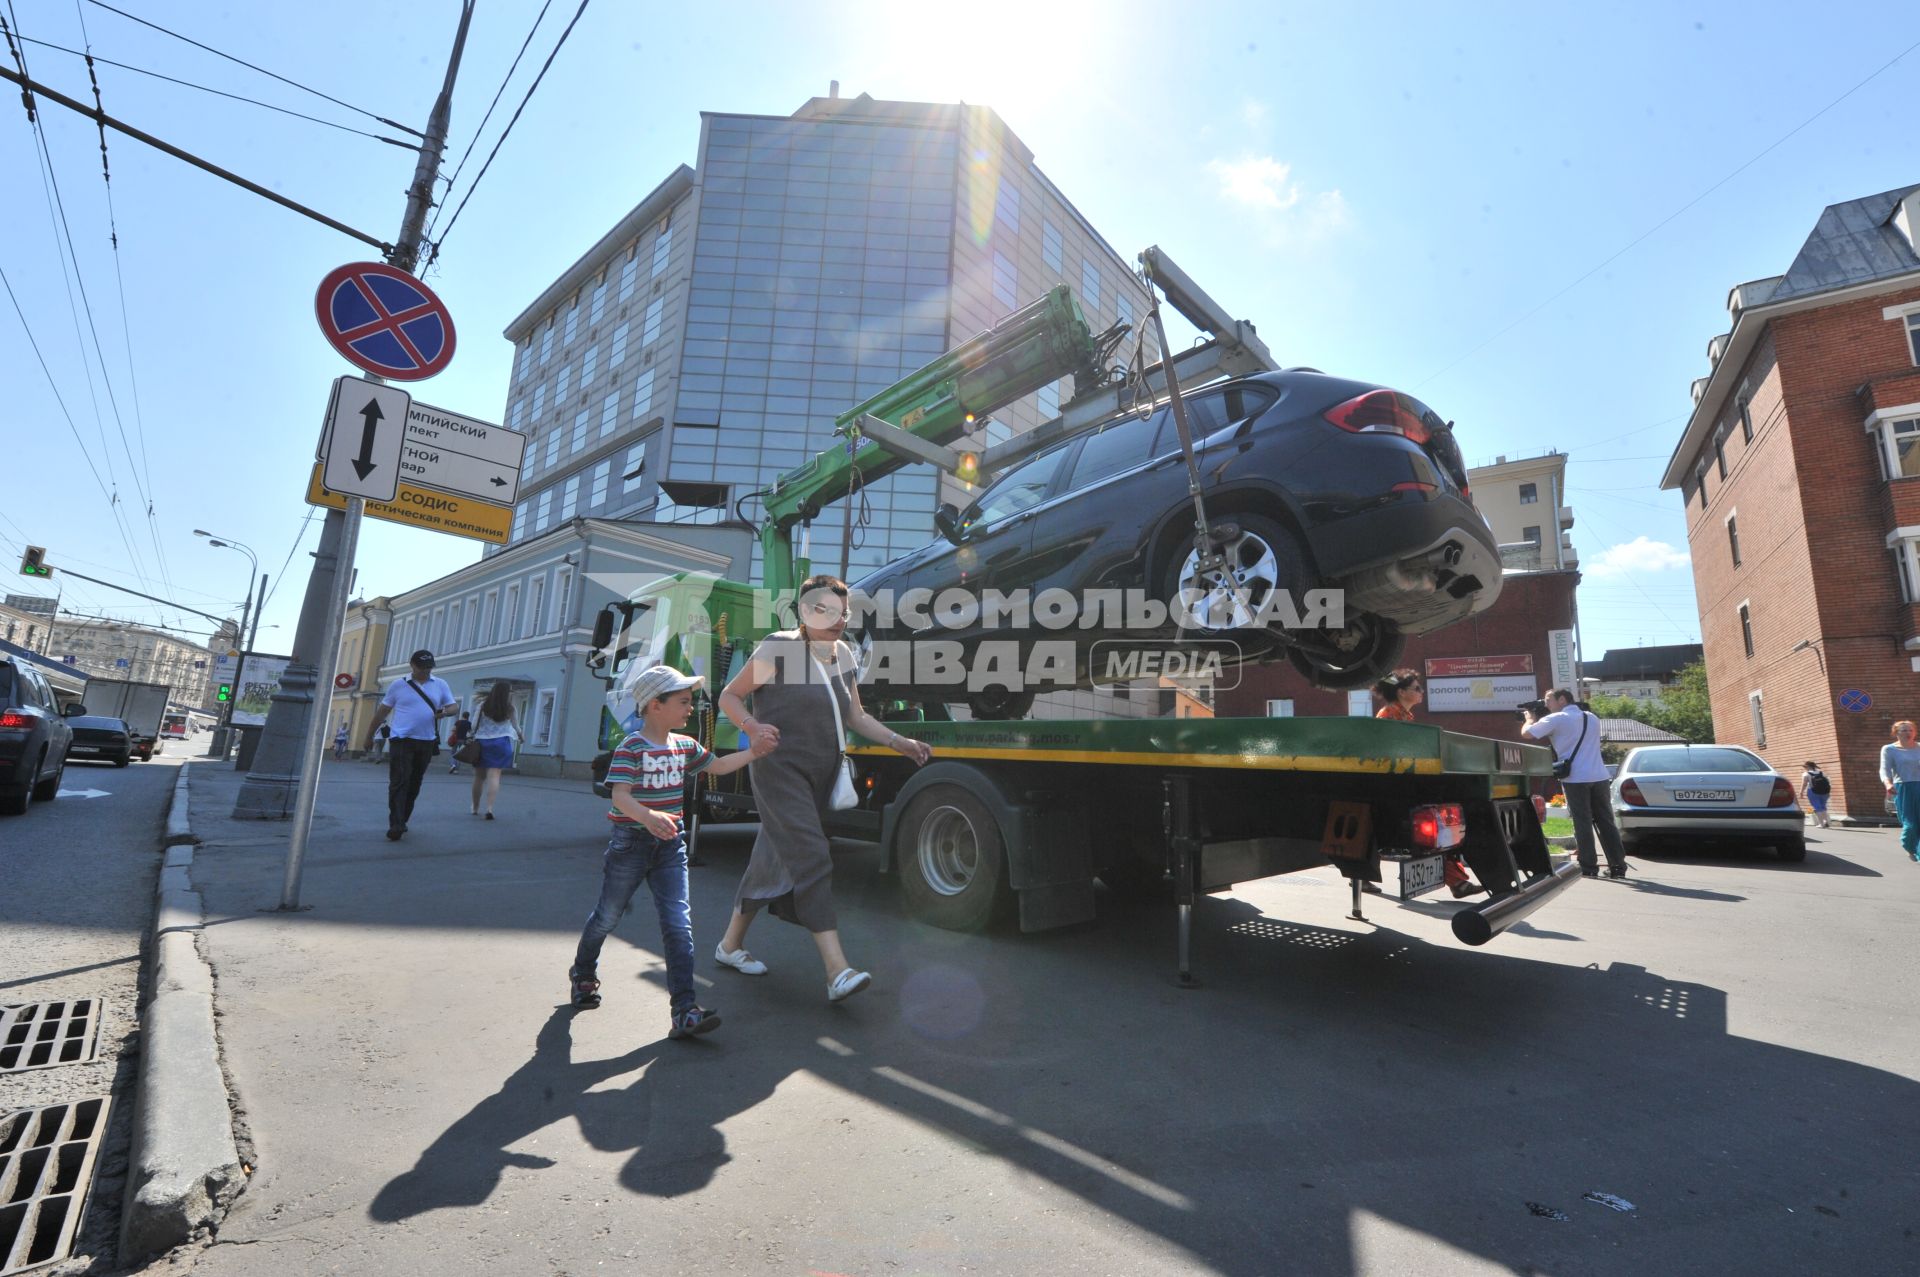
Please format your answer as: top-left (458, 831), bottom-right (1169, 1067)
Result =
top-left (813, 652), bottom-right (860, 811)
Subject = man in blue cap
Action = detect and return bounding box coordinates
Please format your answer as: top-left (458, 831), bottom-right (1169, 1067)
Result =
top-left (367, 649), bottom-right (457, 840)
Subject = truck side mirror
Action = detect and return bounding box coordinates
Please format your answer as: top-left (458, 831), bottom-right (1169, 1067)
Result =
top-left (933, 503), bottom-right (964, 545)
top-left (587, 608), bottom-right (616, 671)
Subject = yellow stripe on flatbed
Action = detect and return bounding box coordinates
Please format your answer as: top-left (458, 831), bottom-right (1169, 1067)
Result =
top-left (848, 744), bottom-right (1445, 775)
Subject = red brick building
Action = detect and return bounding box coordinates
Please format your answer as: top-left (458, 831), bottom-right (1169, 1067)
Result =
top-left (1219, 570), bottom-right (1581, 744)
top-left (1661, 183), bottom-right (1920, 822)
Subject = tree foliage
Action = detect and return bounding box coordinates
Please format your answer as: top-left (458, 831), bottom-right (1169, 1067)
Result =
top-left (1648, 661), bottom-right (1714, 743)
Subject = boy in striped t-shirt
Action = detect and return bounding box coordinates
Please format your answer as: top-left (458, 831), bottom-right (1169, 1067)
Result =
top-left (568, 666), bottom-right (774, 1037)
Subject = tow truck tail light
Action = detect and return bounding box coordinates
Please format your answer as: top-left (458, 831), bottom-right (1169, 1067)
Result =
top-left (1324, 389), bottom-right (1432, 445)
top-left (1411, 802), bottom-right (1464, 849)
top-left (1619, 779), bottom-right (1647, 806)
top-left (1767, 777), bottom-right (1797, 807)
top-left (0, 710), bottom-right (32, 730)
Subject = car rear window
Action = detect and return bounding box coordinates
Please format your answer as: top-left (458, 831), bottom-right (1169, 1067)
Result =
top-left (0, 663), bottom-right (12, 703)
top-left (1627, 747), bottom-right (1768, 773)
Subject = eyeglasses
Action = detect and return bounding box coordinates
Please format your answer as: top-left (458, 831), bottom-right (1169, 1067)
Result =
top-left (800, 600), bottom-right (847, 622)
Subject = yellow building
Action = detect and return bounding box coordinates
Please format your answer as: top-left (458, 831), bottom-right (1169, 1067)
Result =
top-left (330, 596), bottom-right (392, 754)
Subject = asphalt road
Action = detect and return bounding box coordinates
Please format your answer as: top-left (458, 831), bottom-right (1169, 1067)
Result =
top-left (2, 751), bottom-right (177, 1276)
top-left (159, 760), bottom-right (1920, 1276)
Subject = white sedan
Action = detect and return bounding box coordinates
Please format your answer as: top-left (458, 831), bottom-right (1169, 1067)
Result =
top-left (1611, 744), bottom-right (1807, 863)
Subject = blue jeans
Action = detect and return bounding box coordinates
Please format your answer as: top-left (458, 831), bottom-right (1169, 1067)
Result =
top-left (1897, 783), bottom-right (1920, 858)
top-left (572, 824), bottom-right (695, 1013)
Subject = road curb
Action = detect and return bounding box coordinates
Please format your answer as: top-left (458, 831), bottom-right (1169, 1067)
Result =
top-left (121, 764), bottom-right (243, 1263)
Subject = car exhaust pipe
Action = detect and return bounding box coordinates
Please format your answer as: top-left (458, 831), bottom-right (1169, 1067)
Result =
top-left (1450, 859), bottom-right (1583, 946)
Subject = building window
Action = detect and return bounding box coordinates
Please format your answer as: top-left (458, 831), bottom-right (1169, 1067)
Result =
top-left (1887, 531), bottom-right (1920, 602)
top-left (1042, 220), bottom-right (1063, 272)
top-left (526, 576), bottom-right (546, 640)
top-left (1697, 465), bottom-right (1708, 510)
top-left (1737, 394), bottom-right (1753, 444)
top-left (1266, 699), bottom-right (1295, 717)
top-left (1714, 436), bottom-right (1727, 479)
top-left (609, 322), bottom-right (629, 367)
top-left (509, 399), bottom-right (526, 431)
top-left (1116, 292), bottom-right (1133, 331)
top-left (571, 409), bottom-right (589, 453)
top-left (622, 440), bottom-right (648, 493)
top-left (1738, 601), bottom-right (1754, 658)
top-left (531, 687), bottom-right (558, 747)
top-left (559, 475), bottom-right (579, 521)
top-left (1869, 414), bottom-right (1920, 479)
top-left (992, 251), bottom-right (1017, 310)
top-left (1518, 482), bottom-right (1538, 505)
top-left (651, 221), bottom-right (673, 278)
top-left (641, 298), bottom-right (664, 349)
top-left (500, 584), bottom-right (520, 644)
top-left (1346, 690), bottom-right (1372, 717)
top-left (554, 364), bottom-right (571, 403)
top-left (1908, 312), bottom-right (1920, 365)
top-left (1523, 525), bottom-right (1541, 545)
top-left (446, 601), bottom-right (462, 653)
top-left (1727, 513), bottom-right (1741, 567)
top-left (619, 255), bottom-right (638, 303)
top-left (539, 323), bottom-right (553, 365)
top-left (1748, 689), bottom-right (1766, 748)
top-left (1080, 260), bottom-right (1101, 310)
top-left (579, 344), bottom-right (596, 387)
top-left (465, 595), bottom-right (482, 647)
top-left (600, 391), bottom-right (620, 437)
top-left (632, 368), bottom-right (656, 420)
top-left (590, 458), bottom-right (611, 508)
top-left (530, 382), bottom-right (546, 419)
top-left (554, 567), bottom-right (573, 632)
top-left (1037, 381), bottom-right (1059, 419)
top-left (544, 429), bottom-right (562, 469)
top-left (994, 180), bottom-right (1020, 234)
top-left (479, 592), bottom-right (498, 646)
top-left (563, 303), bottom-right (579, 345)
top-left (512, 500), bottom-right (528, 540)
top-left (589, 279), bottom-right (607, 325)
top-left (535, 489), bottom-right (553, 531)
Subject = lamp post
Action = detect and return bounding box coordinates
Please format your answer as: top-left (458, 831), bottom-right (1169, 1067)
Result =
top-left (196, 530), bottom-right (258, 757)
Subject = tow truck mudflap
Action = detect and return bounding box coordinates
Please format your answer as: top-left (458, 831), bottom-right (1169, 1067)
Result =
top-left (1449, 860), bottom-right (1582, 946)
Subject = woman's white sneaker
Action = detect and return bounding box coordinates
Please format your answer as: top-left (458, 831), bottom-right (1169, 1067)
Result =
top-left (714, 945), bottom-right (767, 975)
top-left (827, 968), bottom-right (871, 1002)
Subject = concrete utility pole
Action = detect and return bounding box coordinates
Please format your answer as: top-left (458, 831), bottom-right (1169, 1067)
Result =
top-left (235, 3), bottom-right (475, 844)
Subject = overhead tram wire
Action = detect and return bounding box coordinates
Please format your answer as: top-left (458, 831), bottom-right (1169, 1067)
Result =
top-left (1413, 33), bottom-right (1920, 394)
top-left (83, 0), bottom-right (423, 137)
top-left (424, 0), bottom-right (555, 243)
top-left (4, 5), bottom-right (159, 594)
top-left (73, 0), bottom-right (177, 605)
top-left (260, 508), bottom-right (318, 613)
top-left (1, 263), bottom-right (115, 507)
top-left (15, 33), bottom-right (417, 147)
top-left (427, 0), bottom-right (591, 262)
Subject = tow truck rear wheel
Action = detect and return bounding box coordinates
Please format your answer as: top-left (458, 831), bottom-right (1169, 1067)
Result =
top-left (897, 784), bottom-right (1012, 931)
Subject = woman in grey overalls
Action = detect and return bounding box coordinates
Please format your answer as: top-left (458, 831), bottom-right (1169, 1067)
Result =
top-left (716, 575), bottom-right (932, 1002)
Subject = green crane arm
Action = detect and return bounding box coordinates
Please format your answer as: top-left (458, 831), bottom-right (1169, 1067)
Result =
top-left (757, 286), bottom-right (1099, 595)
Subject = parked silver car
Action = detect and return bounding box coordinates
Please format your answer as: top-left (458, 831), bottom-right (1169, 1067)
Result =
top-left (1611, 744), bottom-right (1806, 862)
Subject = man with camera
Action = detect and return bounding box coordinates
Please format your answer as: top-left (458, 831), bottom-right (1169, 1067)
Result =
top-left (1521, 688), bottom-right (1627, 880)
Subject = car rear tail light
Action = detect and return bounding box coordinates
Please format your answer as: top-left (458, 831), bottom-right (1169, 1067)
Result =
top-left (1390, 481), bottom-right (1437, 495)
top-left (1767, 778), bottom-right (1797, 807)
top-left (0, 710), bottom-right (33, 730)
top-left (1411, 803), bottom-right (1464, 849)
top-left (1618, 779), bottom-right (1647, 806)
top-left (1324, 389), bottom-right (1432, 444)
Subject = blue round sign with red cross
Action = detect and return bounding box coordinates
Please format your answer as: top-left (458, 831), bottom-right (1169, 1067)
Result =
top-left (314, 261), bottom-right (456, 381)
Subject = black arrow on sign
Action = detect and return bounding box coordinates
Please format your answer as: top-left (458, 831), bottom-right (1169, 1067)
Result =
top-left (352, 399), bottom-right (384, 479)
top-left (489, 476), bottom-right (507, 487)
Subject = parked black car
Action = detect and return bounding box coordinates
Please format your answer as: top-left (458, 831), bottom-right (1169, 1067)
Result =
top-left (852, 371), bottom-right (1502, 717)
top-left (66, 715), bottom-right (134, 768)
top-left (0, 654), bottom-right (75, 814)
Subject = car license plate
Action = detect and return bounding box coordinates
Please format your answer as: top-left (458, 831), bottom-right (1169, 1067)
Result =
top-left (1673, 789), bottom-right (1735, 801)
top-left (71, 746), bottom-right (99, 754)
top-left (1398, 854), bottom-right (1445, 900)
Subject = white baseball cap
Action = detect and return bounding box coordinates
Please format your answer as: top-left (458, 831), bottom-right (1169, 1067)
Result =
top-left (628, 664), bottom-right (703, 706)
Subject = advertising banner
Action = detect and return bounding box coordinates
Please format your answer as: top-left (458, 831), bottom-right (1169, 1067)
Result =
top-left (1548, 629), bottom-right (1578, 693)
top-left (214, 652), bottom-right (293, 727)
top-left (1425, 654), bottom-right (1533, 678)
top-left (1426, 673), bottom-right (1539, 714)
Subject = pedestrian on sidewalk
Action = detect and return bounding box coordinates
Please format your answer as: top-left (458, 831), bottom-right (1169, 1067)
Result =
top-left (447, 712), bottom-right (473, 774)
top-left (715, 574), bottom-right (933, 1004)
top-left (333, 723), bottom-right (349, 762)
top-left (568, 666), bottom-right (771, 1038)
top-left (367, 650), bottom-right (457, 842)
top-left (1801, 761), bottom-right (1831, 829)
top-left (468, 683), bottom-right (520, 819)
top-left (1375, 669), bottom-right (1484, 898)
top-left (1880, 721), bottom-right (1920, 861)
top-left (1523, 689), bottom-right (1626, 879)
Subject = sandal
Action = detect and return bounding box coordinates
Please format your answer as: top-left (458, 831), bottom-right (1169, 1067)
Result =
top-left (669, 1005), bottom-right (721, 1039)
top-left (569, 968), bottom-right (601, 1009)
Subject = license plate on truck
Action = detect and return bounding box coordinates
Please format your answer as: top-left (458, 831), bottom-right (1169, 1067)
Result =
top-left (1398, 854), bottom-right (1445, 900)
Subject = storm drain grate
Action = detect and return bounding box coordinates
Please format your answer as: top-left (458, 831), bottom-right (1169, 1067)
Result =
top-left (0, 1001), bottom-right (101, 1073)
top-left (0, 1097), bottom-right (110, 1276)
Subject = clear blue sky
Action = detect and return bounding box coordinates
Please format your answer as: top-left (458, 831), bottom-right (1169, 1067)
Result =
top-left (4, 0), bottom-right (1915, 664)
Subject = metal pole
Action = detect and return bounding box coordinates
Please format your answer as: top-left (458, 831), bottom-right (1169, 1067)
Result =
top-left (211, 581), bottom-right (252, 757)
top-left (280, 500), bottom-right (362, 908)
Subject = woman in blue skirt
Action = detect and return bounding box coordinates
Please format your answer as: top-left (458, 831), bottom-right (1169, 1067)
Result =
top-left (469, 681), bottom-right (520, 819)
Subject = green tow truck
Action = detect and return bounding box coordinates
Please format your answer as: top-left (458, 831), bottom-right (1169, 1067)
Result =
top-left (588, 251), bottom-right (1576, 981)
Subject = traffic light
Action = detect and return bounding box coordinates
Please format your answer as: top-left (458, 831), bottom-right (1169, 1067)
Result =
top-left (18, 546), bottom-right (51, 578)
top-left (954, 451), bottom-right (980, 486)
top-left (216, 683), bottom-right (233, 703)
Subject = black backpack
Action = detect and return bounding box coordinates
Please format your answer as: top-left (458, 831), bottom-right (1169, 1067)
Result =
top-left (1809, 771), bottom-right (1830, 796)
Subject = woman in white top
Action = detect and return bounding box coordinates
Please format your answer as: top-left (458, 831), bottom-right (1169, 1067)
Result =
top-left (469, 682), bottom-right (520, 819)
top-left (1880, 720), bottom-right (1920, 861)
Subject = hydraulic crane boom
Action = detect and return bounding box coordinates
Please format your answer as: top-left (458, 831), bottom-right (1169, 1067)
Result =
top-left (756, 286), bottom-right (1100, 595)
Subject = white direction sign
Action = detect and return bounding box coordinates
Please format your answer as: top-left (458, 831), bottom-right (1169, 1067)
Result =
top-left (402, 400), bottom-right (527, 504)
top-left (320, 377), bottom-right (411, 502)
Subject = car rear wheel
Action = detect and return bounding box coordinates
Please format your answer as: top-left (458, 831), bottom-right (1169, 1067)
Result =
top-left (1777, 837), bottom-right (1807, 863)
top-left (31, 753), bottom-right (63, 802)
top-left (897, 784), bottom-right (1012, 931)
top-left (1168, 515), bottom-right (1308, 632)
top-left (114, 753), bottom-right (132, 768)
top-left (1284, 615), bottom-right (1406, 690)
top-left (965, 686), bottom-right (1034, 720)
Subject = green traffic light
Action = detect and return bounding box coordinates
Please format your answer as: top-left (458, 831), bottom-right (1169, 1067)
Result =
top-left (216, 684), bottom-right (233, 703)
